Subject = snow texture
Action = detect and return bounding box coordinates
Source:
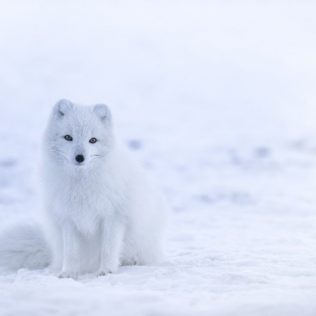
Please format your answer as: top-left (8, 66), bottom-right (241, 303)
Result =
top-left (0, 0), bottom-right (316, 315)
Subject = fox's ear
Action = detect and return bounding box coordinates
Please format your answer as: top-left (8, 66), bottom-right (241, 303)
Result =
top-left (94, 104), bottom-right (112, 123)
top-left (53, 99), bottom-right (73, 118)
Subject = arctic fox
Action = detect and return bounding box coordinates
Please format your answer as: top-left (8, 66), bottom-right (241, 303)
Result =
top-left (0, 99), bottom-right (168, 278)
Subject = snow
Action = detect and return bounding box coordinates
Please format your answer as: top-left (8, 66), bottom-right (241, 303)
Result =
top-left (1, 0), bottom-right (316, 315)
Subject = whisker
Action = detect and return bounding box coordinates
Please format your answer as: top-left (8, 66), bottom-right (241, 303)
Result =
top-left (48, 147), bottom-right (69, 162)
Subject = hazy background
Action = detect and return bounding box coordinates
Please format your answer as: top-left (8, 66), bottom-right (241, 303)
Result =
top-left (0, 0), bottom-right (315, 144)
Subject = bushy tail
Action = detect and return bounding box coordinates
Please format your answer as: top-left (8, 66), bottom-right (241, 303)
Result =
top-left (0, 222), bottom-right (51, 271)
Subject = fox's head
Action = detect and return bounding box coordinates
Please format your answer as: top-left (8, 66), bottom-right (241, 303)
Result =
top-left (44, 99), bottom-right (114, 171)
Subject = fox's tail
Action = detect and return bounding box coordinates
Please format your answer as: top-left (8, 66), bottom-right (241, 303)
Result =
top-left (0, 222), bottom-right (51, 271)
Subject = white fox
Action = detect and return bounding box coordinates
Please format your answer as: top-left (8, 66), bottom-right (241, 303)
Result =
top-left (0, 100), bottom-right (168, 278)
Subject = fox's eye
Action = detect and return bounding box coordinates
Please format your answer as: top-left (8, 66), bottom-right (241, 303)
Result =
top-left (64, 135), bottom-right (73, 141)
top-left (89, 137), bottom-right (97, 144)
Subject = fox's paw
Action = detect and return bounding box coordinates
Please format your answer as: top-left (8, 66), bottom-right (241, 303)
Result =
top-left (97, 270), bottom-right (110, 277)
top-left (58, 270), bottom-right (79, 280)
top-left (97, 266), bottom-right (118, 277)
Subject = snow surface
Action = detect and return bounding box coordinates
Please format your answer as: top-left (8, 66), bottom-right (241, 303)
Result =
top-left (0, 0), bottom-right (316, 315)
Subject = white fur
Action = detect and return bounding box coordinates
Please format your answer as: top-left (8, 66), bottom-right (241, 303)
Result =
top-left (0, 100), bottom-right (168, 278)
top-left (0, 222), bottom-right (51, 271)
top-left (42, 100), bottom-right (168, 278)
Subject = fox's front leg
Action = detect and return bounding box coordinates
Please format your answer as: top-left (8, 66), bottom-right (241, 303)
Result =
top-left (59, 223), bottom-right (81, 279)
top-left (98, 217), bottom-right (125, 276)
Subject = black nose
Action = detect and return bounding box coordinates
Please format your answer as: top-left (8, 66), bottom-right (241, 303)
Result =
top-left (75, 155), bottom-right (85, 163)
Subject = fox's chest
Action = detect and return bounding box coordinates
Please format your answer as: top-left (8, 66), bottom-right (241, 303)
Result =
top-left (49, 178), bottom-right (120, 233)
